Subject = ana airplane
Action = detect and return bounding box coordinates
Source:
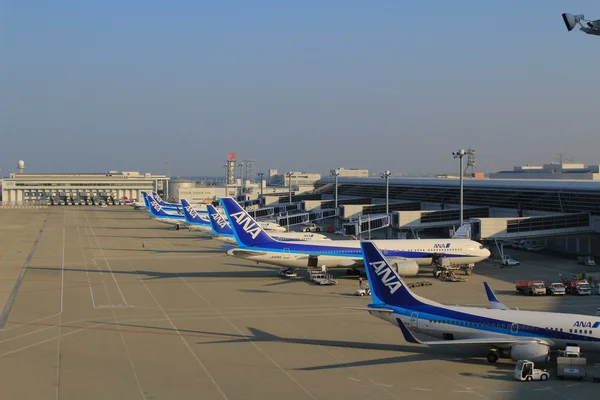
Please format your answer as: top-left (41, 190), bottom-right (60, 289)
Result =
top-left (147, 194), bottom-right (187, 229)
top-left (153, 192), bottom-right (207, 214)
top-left (206, 203), bottom-right (331, 245)
top-left (358, 240), bottom-right (600, 364)
top-left (180, 199), bottom-right (212, 232)
top-left (220, 197), bottom-right (490, 275)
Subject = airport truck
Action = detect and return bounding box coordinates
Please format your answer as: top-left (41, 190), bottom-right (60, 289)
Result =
top-left (516, 280), bottom-right (546, 296)
top-left (545, 282), bottom-right (566, 295)
top-left (514, 360), bottom-right (550, 382)
top-left (564, 279), bottom-right (592, 295)
top-left (577, 255), bottom-right (596, 266)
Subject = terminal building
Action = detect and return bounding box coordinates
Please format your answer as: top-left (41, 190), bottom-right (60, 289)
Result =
top-left (308, 176), bottom-right (600, 256)
top-left (489, 162), bottom-right (600, 180)
top-left (0, 171), bottom-right (168, 205)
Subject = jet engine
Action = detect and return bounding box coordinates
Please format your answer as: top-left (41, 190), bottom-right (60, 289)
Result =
top-left (386, 259), bottom-right (419, 276)
top-left (510, 343), bottom-right (551, 363)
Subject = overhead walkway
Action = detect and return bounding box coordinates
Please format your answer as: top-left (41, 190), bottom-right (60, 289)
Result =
top-left (247, 202), bottom-right (302, 220)
top-left (277, 208), bottom-right (338, 228)
top-left (392, 207), bottom-right (490, 230)
top-left (342, 214), bottom-right (391, 236)
top-left (472, 212), bottom-right (593, 241)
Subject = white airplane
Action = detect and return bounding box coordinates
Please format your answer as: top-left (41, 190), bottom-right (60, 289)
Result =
top-left (220, 198), bottom-right (490, 276)
top-left (562, 13), bottom-right (600, 36)
top-left (358, 241), bottom-right (600, 364)
top-left (206, 203), bottom-right (331, 245)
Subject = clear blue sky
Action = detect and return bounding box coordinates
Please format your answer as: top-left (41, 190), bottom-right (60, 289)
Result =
top-left (2, 1), bottom-right (599, 177)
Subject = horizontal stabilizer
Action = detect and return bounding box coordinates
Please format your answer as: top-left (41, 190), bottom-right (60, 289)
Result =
top-left (483, 282), bottom-right (510, 310)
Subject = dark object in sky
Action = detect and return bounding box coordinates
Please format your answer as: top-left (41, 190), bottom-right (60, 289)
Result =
top-left (562, 13), bottom-right (600, 36)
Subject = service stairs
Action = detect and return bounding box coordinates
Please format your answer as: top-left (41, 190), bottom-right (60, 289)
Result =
top-left (308, 269), bottom-right (338, 285)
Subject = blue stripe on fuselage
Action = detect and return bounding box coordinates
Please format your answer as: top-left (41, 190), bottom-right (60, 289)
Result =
top-left (237, 241), bottom-right (470, 260)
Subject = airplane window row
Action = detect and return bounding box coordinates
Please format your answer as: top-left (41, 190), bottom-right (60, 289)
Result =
top-left (430, 320), bottom-right (508, 329)
top-left (569, 329), bottom-right (593, 335)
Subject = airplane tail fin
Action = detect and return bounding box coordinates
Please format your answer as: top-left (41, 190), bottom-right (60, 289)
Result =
top-left (220, 198), bottom-right (277, 247)
top-left (141, 192), bottom-right (151, 209)
top-left (206, 204), bottom-right (234, 235)
top-left (152, 192), bottom-right (165, 204)
top-left (181, 199), bottom-right (209, 225)
top-left (148, 194), bottom-right (172, 217)
top-left (360, 241), bottom-right (425, 307)
top-left (483, 282), bottom-right (510, 310)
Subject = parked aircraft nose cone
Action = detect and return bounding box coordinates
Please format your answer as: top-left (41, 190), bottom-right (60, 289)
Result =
top-left (226, 249), bottom-right (236, 256)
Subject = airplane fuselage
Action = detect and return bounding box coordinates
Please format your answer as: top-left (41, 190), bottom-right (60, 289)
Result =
top-left (371, 304), bottom-right (600, 352)
top-left (228, 239), bottom-right (489, 270)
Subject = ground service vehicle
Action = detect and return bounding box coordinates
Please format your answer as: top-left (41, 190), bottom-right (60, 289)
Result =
top-left (545, 282), bottom-right (566, 295)
top-left (516, 280), bottom-right (546, 296)
top-left (564, 279), bottom-right (592, 295)
top-left (557, 356), bottom-right (600, 381)
top-left (501, 255), bottom-right (520, 266)
top-left (514, 360), bottom-right (550, 381)
top-left (577, 256), bottom-right (596, 266)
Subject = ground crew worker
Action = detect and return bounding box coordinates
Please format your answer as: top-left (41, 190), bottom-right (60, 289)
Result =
top-left (358, 276), bottom-right (363, 288)
top-left (142, 240), bottom-right (145, 248)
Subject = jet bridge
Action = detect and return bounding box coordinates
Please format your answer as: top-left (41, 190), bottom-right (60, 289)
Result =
top-left (393, 207), bottom-right (490, 230)
top-left (472, 212), bottom-right (593, 241)
top-left (247, 203), bottom-right (302, 219)
top-left (342, 214), bottom-right (391, 236)
top-left (276, 208), bottom-right (338, 228)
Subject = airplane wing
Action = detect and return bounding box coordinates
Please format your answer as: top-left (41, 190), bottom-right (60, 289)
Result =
top-left (483, 282), bottom-right (510, 310)
top-left (396, 318), bottom-right (549, 347)
top-left (344, 307), bottom-right (394, 313)
top-left (227, 249), bottom-right (268, 257)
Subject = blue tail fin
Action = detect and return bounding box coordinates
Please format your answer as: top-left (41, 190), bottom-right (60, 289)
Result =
top-left (152, 192), bottom-right (165, 204)
top-left (181, 199), bottom-right (209, 225)
top-left (360, 241), bottom-right (423, 307)
top-left (220, 198), bottom-right (277, 247)
top-left (148, 194), bottom-right (173, 217)
top-left (206, 204), bottom-right (233, 235)
top-left (142, 192), bottom-right (151, 209)
top-left (483, 282), bottom-right (510, 310)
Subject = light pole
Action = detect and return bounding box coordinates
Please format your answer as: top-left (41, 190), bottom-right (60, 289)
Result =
top-left (257, 172), bottom-right (264, 196)
top-left (453, 149), bottom-right (466, 225)
top-left (380, 170), bottom-right (391, 214)
top-left (286, 171), bottom-right (293, 204)
top-left (331, 170), bottom-right (340, 228)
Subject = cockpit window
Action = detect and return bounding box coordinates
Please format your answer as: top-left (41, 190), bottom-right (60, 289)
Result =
top-left (479, 245), bottom-right (485, 249)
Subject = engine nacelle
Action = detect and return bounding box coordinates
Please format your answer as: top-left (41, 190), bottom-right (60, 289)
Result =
top-left (386, 259), bottom-right (419, 276)
top-left (510, 343), bottom-right (550, 363)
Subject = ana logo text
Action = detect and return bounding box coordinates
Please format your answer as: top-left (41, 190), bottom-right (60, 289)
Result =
top-left (370, 260), bottom-right (402, 294)
top-left (229, 211), bottom-right (261, 240)
top-left (185, 205), bottom-right (199, 219)
top-left (573, 321), bottom-right (600, 328)
top-left (433, 243), bottom-right (451, 249)
top-left (151, 200), bottom-right (162, 212)
top-left (211, 212), bottom-right (229, 228)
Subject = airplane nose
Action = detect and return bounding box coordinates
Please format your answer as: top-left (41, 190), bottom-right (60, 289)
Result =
top-left (226, 249), bottom-right (235, 256)
top-left (484, 248), bottom-right (491, 258)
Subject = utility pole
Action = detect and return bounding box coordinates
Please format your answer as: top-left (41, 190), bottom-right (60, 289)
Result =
top-left (286, 171), bottom-right (293, 204)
